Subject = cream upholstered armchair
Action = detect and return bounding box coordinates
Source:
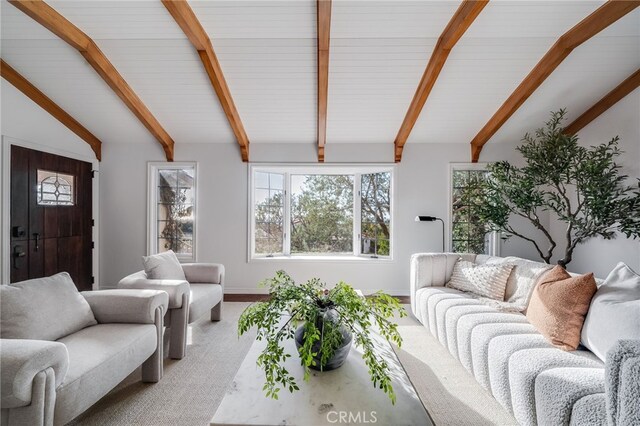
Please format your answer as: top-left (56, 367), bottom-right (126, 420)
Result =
top-left (118, 263), bottom-right (224, 359)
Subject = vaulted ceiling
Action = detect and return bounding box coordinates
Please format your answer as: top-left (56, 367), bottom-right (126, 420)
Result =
top-left (1, 1), bottom-right (639, 163)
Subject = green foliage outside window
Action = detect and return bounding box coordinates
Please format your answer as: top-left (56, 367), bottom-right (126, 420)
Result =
top-left (451, 169), bottom-right (488, 254)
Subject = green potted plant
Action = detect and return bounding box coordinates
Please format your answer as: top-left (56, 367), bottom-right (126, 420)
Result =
top-left (238, 271), bottom-right (406, 403)
top-left (461, 109), bottom-right (640, 267)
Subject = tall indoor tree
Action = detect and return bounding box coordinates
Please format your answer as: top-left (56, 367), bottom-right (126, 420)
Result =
top-left (463, 109), bottom-right (640, 267)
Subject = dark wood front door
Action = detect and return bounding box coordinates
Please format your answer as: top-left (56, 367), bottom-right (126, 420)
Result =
top-left (10, 145), bottom-right (93, 291)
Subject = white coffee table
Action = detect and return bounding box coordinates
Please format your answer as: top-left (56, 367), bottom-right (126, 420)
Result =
top-left (211, 324), bottom-right (433, 426)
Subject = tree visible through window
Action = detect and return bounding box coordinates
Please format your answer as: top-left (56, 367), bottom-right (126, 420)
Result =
top-left (148, 163), bottom-right (197, 261)
top-left (451, 168), bottom-right (488, 254)
top-left (291, 175), bottom-right (353, 254)
top-left (361, 172), bottom-right (391, 256)
top-left (251, 167), bottom-right (393, 258)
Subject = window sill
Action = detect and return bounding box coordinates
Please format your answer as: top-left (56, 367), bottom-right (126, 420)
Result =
top-left (249, 255), bottom-right (394, 263)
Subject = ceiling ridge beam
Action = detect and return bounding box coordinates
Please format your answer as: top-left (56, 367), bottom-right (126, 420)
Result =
top-left (564, 68), bottom-right (640, 135)
top-left (470, 0), bottom-right (640, 162)
top-left (8, 0), bottom-right (175, 161)
top-left (1, 58), bottom-right (102, 160)
top-left (162, 0), bottom-right (250, 162)
top-left (317, 0), bottom-right (332, 162)
top-left (393, 0), bottom-right (488, 163)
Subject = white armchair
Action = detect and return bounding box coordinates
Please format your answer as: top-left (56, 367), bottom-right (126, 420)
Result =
top-left (118, 263), bottom-right (224, 359)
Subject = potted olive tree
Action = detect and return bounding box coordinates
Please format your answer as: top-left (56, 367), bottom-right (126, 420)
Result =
top-left (238, 271), bottom-right (406, 403)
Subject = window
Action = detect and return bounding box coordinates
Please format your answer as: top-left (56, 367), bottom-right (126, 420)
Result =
top-left (450, 164), bottom-right (489, 254)
top-left (148, 162), bottom-right (197, 261)
top-left (37, 170), bottom-right (75, 206)
top-left (250, 165), bottom-right (393, 259)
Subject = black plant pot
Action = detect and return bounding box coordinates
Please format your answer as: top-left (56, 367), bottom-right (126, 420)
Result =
top-left (294, 319), bottom-right (353, 371)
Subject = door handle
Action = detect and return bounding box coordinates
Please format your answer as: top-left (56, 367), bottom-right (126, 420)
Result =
top-left (13, 245), bottom-right (26, 269)
top-left (33, 233), bottom-right (40, 252)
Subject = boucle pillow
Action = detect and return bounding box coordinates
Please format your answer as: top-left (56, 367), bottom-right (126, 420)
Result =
top-left (581, 262), bottom-right (640, 362)
top-left (446, 260), bottom-right (514, 300)
top-left (0, 272), bottom-right (97, 341)
top-left (142, 250), bottom-right (186, 280)
top-left (526, 265), bottom-right (597, 351)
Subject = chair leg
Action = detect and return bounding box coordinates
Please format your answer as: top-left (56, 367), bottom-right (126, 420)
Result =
top-left (169, 295), bottom-right (189, 360)
top-left (211, 300), bottom-right (222, 321)
top-left (142, 306), bottom-right (164, 382)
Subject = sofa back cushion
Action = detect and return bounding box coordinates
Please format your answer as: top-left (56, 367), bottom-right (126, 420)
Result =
top-left (526, 266), bottom-right (597, 351)
top-left (446, 260), bottom-right (514, 300)
top-left (478, 255), bottom-right (553, 311)
top-left (142, 250), bottom-right (186, 281)
top-left (1, 272), bottom-right (97, 341)
top-left (581, 262), bottom-right (640, 362)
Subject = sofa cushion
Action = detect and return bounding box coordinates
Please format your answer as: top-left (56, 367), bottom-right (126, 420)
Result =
top-left (581, 262), bottom-right (640, 362)
top-left (470, 322), bottom-right (537, 391)
top-left (0, 272), bottom-right (97, 341)
top-left (527, 266), bottom-right (597, 351)
top-left (446, 260), bottom-right (514, 300)
top-left (534, 367), bottom-right (605, 426)
top-left (142, 250), bottom-right (186, 281)
top-left (508, 348), bottom-right (603, 426)
top-left (413, 287), bottom-right (462, 328)
top-left (487, 333), bottom-right (551, 413)
top-left (481, 256), bottom-right (553, 311)
top-left (55, 323), bottom-right (157, 425)
top-left (456, 311), bottom-right (526, 374)
top-left (570, 393), bottom-right (607, 426)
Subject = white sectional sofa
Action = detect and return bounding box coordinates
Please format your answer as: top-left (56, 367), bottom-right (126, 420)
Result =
top-left (409, 253), bottom-right (640, 426)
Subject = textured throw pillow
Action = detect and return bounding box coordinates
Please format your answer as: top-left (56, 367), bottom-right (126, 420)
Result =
top-left (446, 260), bottom-right (514, 300)
top-left (478, 256), bottom-right (553, 311)
top-left (0, 272), bottom-right (97, 341)
top-left (581, 262), bottom-right (640, 362)
top-left (142, 250), bottom-right (186, 280)
top-left (526, 266), bottom-right (597, 351)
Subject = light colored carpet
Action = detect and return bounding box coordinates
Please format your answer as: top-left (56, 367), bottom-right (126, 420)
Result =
top-left (70, 302), bottom-right (517, 426)
top-left (392, 312), bottom-right (518, 426)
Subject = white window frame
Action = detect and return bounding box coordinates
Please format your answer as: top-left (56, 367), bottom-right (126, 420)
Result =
top-left (248, 164), bottom-right (395, 262)
top-left (147, 162), bottom-right (198, 262)
top-left (447, 163), bottom-right (499, 255)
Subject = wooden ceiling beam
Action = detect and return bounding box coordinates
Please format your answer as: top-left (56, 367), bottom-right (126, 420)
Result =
top-left (8, 0), bottom-right (175, 161)
top-left (317, 0), bottom-right (332, 162)
top-left (1, 58), bottom-right (102, 160)
top-left (564, 68), bottom-right (640, 135)
top-left (394, 0), bottom-right (488, 163)
top-left (470, 0), bottom-right (640, 162)
top-left (162, 0), bottom-right (250, 162)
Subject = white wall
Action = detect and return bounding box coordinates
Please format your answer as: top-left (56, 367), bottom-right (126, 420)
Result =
top-left (1, 80), bottom-right (97, 159)
top-left (5, 74), bottom-right (637, 291)
top-left (98, 141), bottom-right (539, 295)
top-left (548, 90), bottom-right (640, 278)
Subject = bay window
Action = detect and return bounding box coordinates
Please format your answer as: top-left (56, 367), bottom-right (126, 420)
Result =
top-left (250, 165), bottom-right (393, 260)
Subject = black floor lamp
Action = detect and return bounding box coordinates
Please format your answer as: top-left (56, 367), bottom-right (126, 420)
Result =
top-left (415, 215), bottom-right (445, 252)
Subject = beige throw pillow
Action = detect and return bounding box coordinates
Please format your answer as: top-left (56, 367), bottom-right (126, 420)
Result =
top-left (446, 260), bottom-right (514, 300)
top-left (0, 272), bottom-right (97, 341)
top-left (526, 265), bottom-right (597, 351)
top-left (142, 250), bottom-right (186, 281)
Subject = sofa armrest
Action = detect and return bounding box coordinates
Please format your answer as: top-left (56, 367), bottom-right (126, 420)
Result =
top-left (81, 290), bottom-right (168, 324)
top-left (606, 339), bottom-right (640, 425)
top-left (410, 253), bottom-right (475, 315)
top-left (118, 270), bottom-right (189, 309)
top-left (182, 263), bottom-right (225, 286)
top-left (1, 339), bottom-right (68, 409)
